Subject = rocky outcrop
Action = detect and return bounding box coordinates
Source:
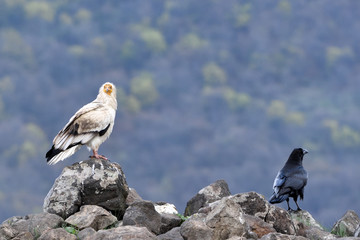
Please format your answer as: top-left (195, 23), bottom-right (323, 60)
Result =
top-left (331, 210), bottom-right (360, 237)
top-left (65, 205), bottom-right (117, 231)
top-left (123, 200), bottom-right (182, 235)
top-left (82, 226), bottom-right (156, 240)
top-left (38, 228), bottom-right (77, 240)
top-left (43, 158), bottom-right (129, 219)
top-left (179, 180), bottom-right (360, 240)
top-left (0, 212), bottom-right (63, 239)
top-left (2, 168), bottom-right (360, 240)
top-left (184, 179), bottom-right (231, 216)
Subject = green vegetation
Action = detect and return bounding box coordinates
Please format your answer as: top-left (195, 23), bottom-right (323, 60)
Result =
top-left (176, 213), bottom-right (189, 223)
top-left (62, 223), bottom-right (79, 237)
top-left (331, 222), bottom-right (348, 237)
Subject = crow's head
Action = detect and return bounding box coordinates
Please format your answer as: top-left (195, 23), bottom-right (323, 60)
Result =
top-left (288, 148), bottom-right (308, 164)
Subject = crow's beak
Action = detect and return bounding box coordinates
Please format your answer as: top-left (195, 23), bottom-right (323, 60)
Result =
top-left (302, 149), bottom-right (309, 155)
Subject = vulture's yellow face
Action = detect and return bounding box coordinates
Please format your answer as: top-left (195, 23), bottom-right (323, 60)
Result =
top-left (103, 83), bottom-right (113, 96)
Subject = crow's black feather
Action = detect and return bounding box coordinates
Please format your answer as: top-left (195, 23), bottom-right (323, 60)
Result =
top-left (269, 148), bottom-right (308, 211)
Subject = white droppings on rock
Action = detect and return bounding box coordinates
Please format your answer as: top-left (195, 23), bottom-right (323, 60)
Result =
top-left (154, 203), bottom-right (178, 215)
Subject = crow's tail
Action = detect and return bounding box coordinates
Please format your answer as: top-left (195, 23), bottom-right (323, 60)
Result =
top-left (269, 193), bottom-right (289, 204)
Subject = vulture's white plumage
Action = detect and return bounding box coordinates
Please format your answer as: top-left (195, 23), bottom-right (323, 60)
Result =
top-left (46, 82), bottom-right (117, 165)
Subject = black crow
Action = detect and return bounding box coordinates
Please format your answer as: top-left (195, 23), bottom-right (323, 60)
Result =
top-left (269, 148), bottom-right (308, 211)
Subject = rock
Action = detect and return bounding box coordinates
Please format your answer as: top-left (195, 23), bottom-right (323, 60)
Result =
top-left (184, 179), bottom-right (231, 216)
top-left (180, 214), bottom-right (214, 240)
top-left (232, 192), bottom-right (271, 220)
top-left (290, 210), bottom-right (324, 230)
top-left (242, 214), bottom-right (276, 238)
top-left (159, 214), bottom-right (182, 234)
top-left (77, 227), bottom-right (96, 240)
top-left (265, 205), bottom-right (296, 235)
top-left (181, 193), bottom-right (276, 240)
top-left (65, 205), bottom-right (117, 231)
top-left (331, 210), bottom-right (360, 237)
top-left (260, 232), bottom-right (308, 240)
top-left (155, 202), bottom-right (179, 215)
top-left (126, 187), bottom-right (143, 205)
top-left (304, 227), bottom-right (337, 240)
top-left (38, 228), bottom-right (77, 240)
top-left (0, 212), bottom-right (63, 239)
top-left (123, 200), bottom-right (181, 235)
top-left (355, 224), bottom-right (360, 237)
top-left (204, 196), bottom-right (249, 239)
top-left (83, 226), bottom-right (156, 240)
top-left (43, 158), bottom-right (129, 219)
top-left (123, 200), bottom-right (162, 234)
top-left (205, 195), bottom-right (276, 239)
top-left (290, 210), bottom-right (337, 239)
top-left (157, 227), bottom-right (183, 240)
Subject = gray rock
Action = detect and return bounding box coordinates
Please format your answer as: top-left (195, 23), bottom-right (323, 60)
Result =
top-left (38, 228), bottom-right (77, 240)
top-left (159, 214), bottom-right (182, 234)
top-left (77, 227), bottom-right (96, 240)
top-left (260, 232), bottom-right (308, 240)
top-left (332, 210), bottom-right (360, 237)
top-left (126, 187), bottom-right (143, 205)
top-left (181, 193), bottom-right (276, 240)
top-left (231, 192), bottom-right (271, 220)
top-left (355, 223), bottom-right (360, 237)
top-left (65, 205), bottom-right (118, 230)
top-left (241, 214), bottom-right (276, 238)
top-left (180, 214), bottom-right (214, 240)
top-left (184, 179), bottom-right (231, 216)
top-left (123, 200), bottom-right (181, 235)
top-left (205, 196), bottom-right (275, 239)
top-left (290, 210), bottom-right (336, 239)
top-left (0, 212), bottom-right (63, 239)
top-left (123, 201), bottom-right (162, 234)
top-left (265, 205), bottom-right (296, 235)
top-left (44, 158), bottom-right (129, 219)
top-left (83, 226), bottom-right (156, 240)
top-left (204, 197), bottom-right (248, 239)
top-left (157, 227), bottom-right (183, 240)
top-left (335, 237), bottom-right (360, 240)
top-left (304, 227), bottom-right (337, 240)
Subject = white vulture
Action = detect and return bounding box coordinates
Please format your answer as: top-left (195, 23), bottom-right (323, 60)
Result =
top-left (46, 82), bottom-right (117, 165)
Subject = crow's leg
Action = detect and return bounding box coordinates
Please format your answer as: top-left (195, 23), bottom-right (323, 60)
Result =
top-left (293, 195), bottom-right (302, 211)
top-left (286, 198), bottom-right (294, 211)
top-left (294, 199), bottom-right (302, 211)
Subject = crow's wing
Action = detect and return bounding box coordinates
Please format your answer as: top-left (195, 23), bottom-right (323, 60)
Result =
top-left (273, 167), bottom-right (307, 196)
top-left (273, 171), bottom-right (286, 195)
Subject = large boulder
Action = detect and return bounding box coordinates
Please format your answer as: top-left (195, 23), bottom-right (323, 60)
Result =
top-left (229, 192), bottom-right (271, 220)
top-left (265, 205), bottom-right (296, 235)
top-left (123, 200), bottom-right (182, 235)
top-left (180, 213), bottom-right (214, 240)
top-left (65, 205), bottom-right (118, 231)
top-left (260, 233), bottom-right (308, 240)
top-left (180, 192), bottom-right (276, 240)
top-left (331, 210), bottom-right (360, 237)
top-left (290, 210), bottom-right (337, 239)
top-left (157, 227), bottom-right (183, 240)
top-left (38, 228), bottom-right (77, 240)
top-left (83, 226), bottom-right (156, 240)
top-left (184, 180), bottom-right (231, 216)
top-left (0, 212), bottom-right (63, 239)
top-left (43, 158), bottom-right (129, 219)
top-left (355, 224), bottom-right (360, 237)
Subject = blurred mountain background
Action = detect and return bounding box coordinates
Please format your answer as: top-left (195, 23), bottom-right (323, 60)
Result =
top-left (1, 0), bottom-right (360, 228)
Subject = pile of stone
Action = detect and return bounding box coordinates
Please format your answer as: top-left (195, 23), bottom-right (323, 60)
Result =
top-left (1, 159), bottom-right (360, 240)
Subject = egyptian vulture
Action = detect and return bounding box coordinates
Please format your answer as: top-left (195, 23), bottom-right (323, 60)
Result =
top-left (46, 82), bottom-right (117, 165)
